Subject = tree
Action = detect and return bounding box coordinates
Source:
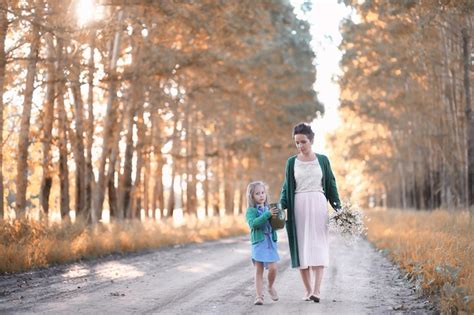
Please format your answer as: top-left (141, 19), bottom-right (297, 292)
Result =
top-left (0, 0), bottom-right (8, 220)
top-left (16, 0), bottom-right (42, 218)
top-left (336, 0), bottom-right (473, 209)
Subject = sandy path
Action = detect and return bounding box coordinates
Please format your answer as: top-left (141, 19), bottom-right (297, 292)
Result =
top-left (0, 231), bottom-right (434, 314)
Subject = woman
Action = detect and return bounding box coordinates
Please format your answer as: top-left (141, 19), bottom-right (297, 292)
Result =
top-left (279, 122), bottom-right (341, 303)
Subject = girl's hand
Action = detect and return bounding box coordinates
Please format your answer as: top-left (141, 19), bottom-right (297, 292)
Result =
top-left (270, 207), bottom-right (279, 218)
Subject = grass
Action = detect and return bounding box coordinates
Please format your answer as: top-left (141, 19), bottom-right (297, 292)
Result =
top-left (0, 215), bottom-right (249, 274)
top-left (365, 208), bottom-right (473, 314)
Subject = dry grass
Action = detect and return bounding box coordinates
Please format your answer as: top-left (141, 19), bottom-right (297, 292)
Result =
top-left (365, 208), bottom-right (474, 314)
top-left (0, 215), bottom-right (248, 274)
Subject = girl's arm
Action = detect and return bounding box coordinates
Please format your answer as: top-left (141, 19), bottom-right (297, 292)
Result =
top-left (246, 208), bottom-right (272, 228)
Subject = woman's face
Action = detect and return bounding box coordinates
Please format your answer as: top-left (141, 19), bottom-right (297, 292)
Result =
top-left (294, 134), bottom-right (313, 155)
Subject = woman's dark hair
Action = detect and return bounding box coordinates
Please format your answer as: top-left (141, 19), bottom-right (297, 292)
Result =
top-left (292, 122), bottom-right (314, 141)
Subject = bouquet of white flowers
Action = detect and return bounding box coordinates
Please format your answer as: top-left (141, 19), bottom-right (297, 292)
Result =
top-left (328, 201), bottom-right (367, 242)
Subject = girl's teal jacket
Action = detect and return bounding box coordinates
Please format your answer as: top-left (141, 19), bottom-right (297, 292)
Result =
top-left (279, 154), bottom-right (341, 268)
top-left (245, 207), bottom-right (278, 244)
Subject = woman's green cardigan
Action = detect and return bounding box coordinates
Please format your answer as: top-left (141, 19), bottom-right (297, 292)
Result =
top-left (245, 207), bottom-right (278, 244)
top-left (279, 154), bottom-right (341, 268)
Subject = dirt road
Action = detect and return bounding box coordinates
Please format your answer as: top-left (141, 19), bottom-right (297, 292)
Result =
top-left (0, 231), bottom-right (435, 314)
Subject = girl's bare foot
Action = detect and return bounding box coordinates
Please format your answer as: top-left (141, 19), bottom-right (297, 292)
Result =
top-left (254, 296), bottom-right (264, 305)
top-left (268, 287), bottom-right (279, 301)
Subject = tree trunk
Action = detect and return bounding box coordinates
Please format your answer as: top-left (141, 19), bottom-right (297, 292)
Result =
top-left (107, 150), bottom-right (119, 221)
top-left (92, 9), bottom-right (124, 223)
top-left (155, 162), bottom-right (165, 219)
top-left (39, 34), bottom-right (56, 220)
top-left (107, 136), bottom-right (120, 220)
top-left (212, 137), bottom-right (221, 216)
top-left (184, 102), bottom-right (190, 215)
top-left (236, 159), bottom-right (245, 215)
top-left (237, 183), bottom-right (244, 215)
top-left (117, 40), bottom-right (143, 218)
top-left (167, 168), bottom-right (176, 218)
top-left (462, 28), bottom-right (473, 208)
top-left (166, 111), bottom-right (180, 217)
top-left (151, 113), bottom-right (165, 218)
top-left (15, 7), bottom-right (41, 218)
top-left (224, 152), bottom-right (234, 215)
top-left (428, 140), bottom-right (435, 209)
top-left (186, 107), bottom-right (197, 216)
top-left (180, 173), bottom-right (185, 212)
top-left (106, 109), bottom-right (124, 221)
top-left (85, 33), bottom-right (96, 222)
top-left (130, 105), bottom-right (146, 219)
top-left (70, 57), bottom-right (87, 219)
top-left (204, 135), bottom-right (209, 217)
top-left (119, 100), bottom-right (135, 219)
top-left (0, 0), bottom-right (8, 220)
top-left (143, 151), bottom-right (151, 218)
top-left (55, 40), bottom-right (70, 221)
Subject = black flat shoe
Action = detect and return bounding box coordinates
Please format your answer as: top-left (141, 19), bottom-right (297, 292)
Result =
top-left (309, 295), bottom-right (320, 303)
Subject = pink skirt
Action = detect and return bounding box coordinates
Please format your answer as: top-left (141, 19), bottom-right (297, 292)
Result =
top-left (294, 191), bottom-right (329, 268)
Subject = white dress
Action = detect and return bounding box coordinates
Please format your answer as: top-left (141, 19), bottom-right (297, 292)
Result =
top-left (294, 158), bottom-right (329, 268)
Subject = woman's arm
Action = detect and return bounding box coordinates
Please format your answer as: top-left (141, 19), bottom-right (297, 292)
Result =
top-left (279, 160), bottom-right (289, 209)
top-left (326, 157), bottom-right (341, 210)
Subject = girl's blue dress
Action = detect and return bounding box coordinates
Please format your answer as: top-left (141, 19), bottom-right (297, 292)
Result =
top-left (251, 205), bottom-right (280, 268)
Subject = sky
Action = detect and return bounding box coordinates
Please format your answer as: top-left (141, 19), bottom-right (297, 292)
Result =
top-left (290, 0), bottom-right (352, 154)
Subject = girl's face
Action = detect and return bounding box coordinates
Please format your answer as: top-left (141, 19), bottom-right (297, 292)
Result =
top-left (252, 185), bottom-right (266, 206)
top-left (294, 134), bottom-right (313, 155)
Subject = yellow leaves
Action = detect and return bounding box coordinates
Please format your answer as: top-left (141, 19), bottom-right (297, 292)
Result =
top-left (171, 35), bottom-right (182, 50)
top-left (340, 89), bottom-right (359, 102)
top-left (365, 11), bottom-right (379, 23)
top-left (193, 30), bottom-right (210, 50)
top-left (382, 227), bottom-right (393, 236)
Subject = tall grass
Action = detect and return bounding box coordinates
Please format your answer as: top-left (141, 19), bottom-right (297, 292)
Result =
top-left (0, 215), bottom-right (248, 274)
top-left (365, 209), bottom-right (473, 314)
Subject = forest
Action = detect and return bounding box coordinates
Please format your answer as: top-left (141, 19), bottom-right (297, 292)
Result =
top-left (1, 1), bottom-right (472, 225)
top-left (0, 1), bottom-right (472, 313)
top-left (0, 0), bottom-right (320, 223)
top-left (333, 0), bottom-right (473, 210)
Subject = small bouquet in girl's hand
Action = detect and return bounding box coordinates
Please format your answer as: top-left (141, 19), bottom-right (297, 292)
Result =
top-left (328, 201), bottom-right (367, 243)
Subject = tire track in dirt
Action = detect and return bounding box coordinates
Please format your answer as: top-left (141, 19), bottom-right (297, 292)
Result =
top-left (0, 237), bottom-right (249, 312)
top-left (151, 254), bottom-right (292, 314)
top-left (144, 257), bottom-right (251, 313)
top-left (0, 232), bottom-right (436, 314)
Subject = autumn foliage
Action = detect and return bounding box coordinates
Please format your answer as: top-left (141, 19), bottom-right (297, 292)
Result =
top-left (366, 209), bottom-right (473, 313)
top-left (333, 0), bottom-right (473, 209)
top-left (0, 1), bottom-right (320, 222)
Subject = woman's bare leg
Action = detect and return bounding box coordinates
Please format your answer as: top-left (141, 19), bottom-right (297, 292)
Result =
top-left (299, 268), bottom-right (312, 298)
top-left (313, 266), bottom-right (324, 297)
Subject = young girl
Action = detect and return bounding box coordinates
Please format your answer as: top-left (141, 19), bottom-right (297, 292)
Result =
top-left (245, 181), bottom-right (280, 305)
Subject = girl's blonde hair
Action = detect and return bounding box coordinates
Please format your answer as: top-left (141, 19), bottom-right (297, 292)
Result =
top-left (246, 181), bottom-right (269, 208)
